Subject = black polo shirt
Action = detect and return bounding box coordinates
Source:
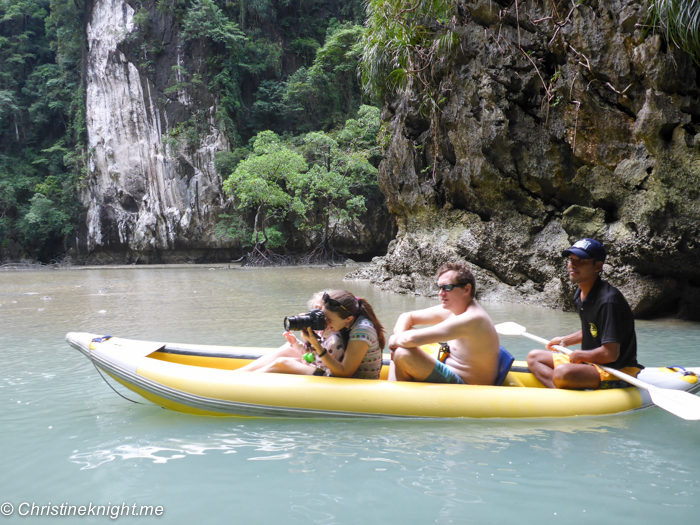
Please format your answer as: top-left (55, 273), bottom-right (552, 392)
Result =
top-left (574, 277), bottom-right (642, 369)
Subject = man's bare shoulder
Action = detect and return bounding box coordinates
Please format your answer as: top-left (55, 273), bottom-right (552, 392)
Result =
top-left (408, 304), bottom-right (452, 325)
top-left (451, 301), bottom-right (495, 330)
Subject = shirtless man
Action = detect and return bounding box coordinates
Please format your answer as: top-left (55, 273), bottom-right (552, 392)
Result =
top-left (388, 262), bottom-right (500, 385)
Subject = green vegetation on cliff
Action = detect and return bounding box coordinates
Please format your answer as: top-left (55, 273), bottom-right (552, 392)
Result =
top-left (6, 0), bottom-right (697, 264)
top-left (157, 0), bottom-right (367, 146)
top-left (359, 0), bottom-right (459, 109)
top-left (359, 0), bottom-right (461, 182)
top-left (0, 0), bottom-right (370, 262)
top-left (0, 0), bottom-right (85, 260)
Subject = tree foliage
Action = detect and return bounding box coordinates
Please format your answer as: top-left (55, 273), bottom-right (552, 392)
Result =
top-left (182, 0), bottom-right (245, 46)
top-left (293, 106), bottom-right (380, 242)
top-left (0, 0), bottom-right (85, 260)
top-left (248, 22), bottom-right (366, 135)
top-left (222, 130), bottom-right (308, 246)
top-left (219, 105), bottom-right (381, 261)
top-left (0, 0), bottom-right (374, 261)
top-left (284, 23), bottom-right (365, 130)
top-left (359, 0), bottom-right (460, 114)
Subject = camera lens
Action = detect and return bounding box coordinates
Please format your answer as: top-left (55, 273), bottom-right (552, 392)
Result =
top-left (284, 316), bottom-right (295, 331)
top-left (283, 310), bottom-right (325, 331)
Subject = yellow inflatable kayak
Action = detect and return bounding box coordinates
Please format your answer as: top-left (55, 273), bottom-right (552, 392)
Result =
top-left (66, 332), bottom-right (700, 419)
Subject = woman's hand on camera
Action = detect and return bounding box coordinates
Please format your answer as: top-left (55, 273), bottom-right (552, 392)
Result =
top-left (301, 327), bottom-right (321, 351)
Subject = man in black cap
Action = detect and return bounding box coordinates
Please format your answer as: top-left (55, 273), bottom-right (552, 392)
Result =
top-left (527, 238), bottom-right (643, 389)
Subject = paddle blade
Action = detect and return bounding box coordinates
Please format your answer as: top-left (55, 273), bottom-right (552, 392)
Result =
top-left (495, 322), bottom-right (527, 336)
top-left (649, 387), bottom-right (700, 420)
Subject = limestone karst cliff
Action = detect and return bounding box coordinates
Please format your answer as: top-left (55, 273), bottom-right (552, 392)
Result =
top-left (350, 0), bottom-right (700, 319)
top-left (76, 0), bottom-right (700, 319)
top-left (78, 0), bottom-right (393, 263)
top-left (80, 0), bottom-right (234, 263)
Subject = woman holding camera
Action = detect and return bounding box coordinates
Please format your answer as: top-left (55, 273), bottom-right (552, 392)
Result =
top-left (238, 290), bottom-right (386, 379)
top-left (236, 290), bottom-right (341, 373)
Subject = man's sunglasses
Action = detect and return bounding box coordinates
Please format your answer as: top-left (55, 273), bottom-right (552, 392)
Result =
top-left (437, 283), bottom-right (468, 292)
top-left (323, 292), bottom-right (350, 313)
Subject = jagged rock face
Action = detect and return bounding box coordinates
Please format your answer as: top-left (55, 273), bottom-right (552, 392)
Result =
top-left (350, 0), bottom-right (700, 319)
top-left (82, 0), bottom-right (236, 263)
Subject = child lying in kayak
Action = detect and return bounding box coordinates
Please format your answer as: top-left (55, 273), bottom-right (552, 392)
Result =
top-left (236, 290), bottom-right (385, 379)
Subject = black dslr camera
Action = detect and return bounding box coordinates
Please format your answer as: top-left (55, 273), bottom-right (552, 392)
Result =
top-left (284, 309), bottom-right (326, 331)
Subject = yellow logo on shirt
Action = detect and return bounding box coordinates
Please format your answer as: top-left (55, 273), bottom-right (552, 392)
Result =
top-left (589, 323), bottom-right (598, 337)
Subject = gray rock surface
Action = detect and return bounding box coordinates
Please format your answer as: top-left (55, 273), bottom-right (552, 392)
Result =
top-left (348, 0), bottom-right (700, 319)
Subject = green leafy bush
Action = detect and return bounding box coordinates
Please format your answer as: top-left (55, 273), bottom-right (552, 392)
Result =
top-left (359, 0), bottom-right (459, 113)
top-left (223, 131), bottom-right (308, 245)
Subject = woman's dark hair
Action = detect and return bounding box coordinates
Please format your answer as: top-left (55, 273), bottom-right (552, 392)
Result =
top-left (324, 290), bottom-right (386, 349)
top-left (437, 261), bottom-right (476, 297)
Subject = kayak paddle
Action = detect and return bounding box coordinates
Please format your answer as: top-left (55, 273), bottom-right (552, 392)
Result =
top-left (495, 322), bottom-right (700, 420)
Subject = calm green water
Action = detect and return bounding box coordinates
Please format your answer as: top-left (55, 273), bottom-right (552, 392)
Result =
top-left (1, 267), bottom-right (700, 524)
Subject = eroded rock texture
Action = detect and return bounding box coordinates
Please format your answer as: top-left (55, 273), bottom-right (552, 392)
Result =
top-left (349, 0), bottom-right (700, 319)
top-left (81, 0), bottom-right (238, 263)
